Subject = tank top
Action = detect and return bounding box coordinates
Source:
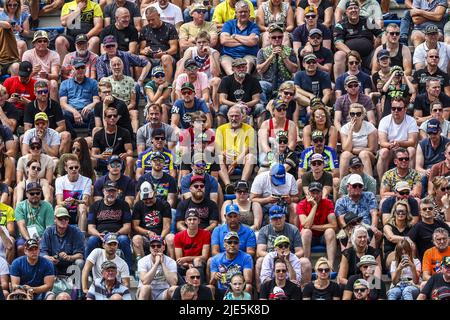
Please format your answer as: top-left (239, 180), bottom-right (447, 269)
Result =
top-left (191, 47), bottom-right (217, 80)
top-left (383, 223), bottom-right (410, 256)
top-left (382, 43), bottom-right (404, 69)
top-left (268, 118), bottom-right (289, 139)
top-left (261, 2), bottom-right (289, 27)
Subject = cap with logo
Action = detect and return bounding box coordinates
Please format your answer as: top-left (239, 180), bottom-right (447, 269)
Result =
top-left (181, 82), bottom-right (195, 92)
top-left (18, 61), bottom-right (33, 77)
top-left (356, 255), bottom-right (377, 267)
top-left (349, 156), bottom-right (363, 168)
top-left (346, 0), bottom-right (360, 9)
top-left (225, 203), bottom-right (240, 215)
top-left (270, 163), bottom-right (286, 186)
top-left (150, 151), bottom-right (165, 161)
top-left (310, 97), bottom-right (323, 107)
top-left (395, 181), bottom-right (411, 192)
top-left (441, 256), bottom-right (450, 267)
top-left (54, 206), bottom-right (71, 218)
top-left (151, 66), bottom-right (165, 76)
top-left (353, 278), bottom-right (369, 289)
top-left (25, 238), bottom-right (39, 249)
top-left (424, 24), bottom-right (439, 34)
top-left (303, 53), bottom-right (317, 63)
top-left (26, 181), bottom-right (42, 192)
top-left (185, 208), bottom-right (199, 219)
top-left (103, 35), bottom-right (118, 45)
top-left (32, 30), bottom-right (48, 43)
top-left (108, 155), bottom-right (122, 165)
top-left (75, 34), bottom-right (88, 44)
top-left (343, 211), bottom-right (363, 227)
top-left (232, 58), bottom-right (247, 67)
top-left (310, 153), bottom-right (324, 163)
top-left (344, 75), bottom-right (359, 86)
top-left (309, 28), bottom-right (322, 37)
top-left (268, 23), bottom-right (284, 33)
top-left (103, 180), bottom-right (118, 190)
top-left (311, 130), bottom-right (324, 141)
top-left (224, 231), bottom-right (239, 241)
top-left (276, 130), bottom-right (289, 143)
top-left (149, 235), bottom-right (163, 244)
top-left (304, 5), bottom-right (318, 15)
top-left (192, 153), bottom-right (206, 165)
top-left (235, 180), bottom-right (249, 191)
top-left (101, 260), bottom-right (118, 270)
top-left (104, 233), bottom-right (118, 244)
top-left (72, 57), bottom-right (86, 68)
top-left (184, 58), bottom-right (199, 69)
top-left (270, 286), bottom-right (288, 299)
top-left (347, 173), bottom-right (364, 186)
top-left (140, 181), bottom-right (155, 200)
top-left (269, 204), bottom-right (285, 219)
top-left (377, 49), bottom-right (390, 60)
top-left (34, 112), bottom-right (48, 123)
top-left (308, 181), bottom-right (323, 192)
top-left (274, 235), bottom-right (290, 247)
top-left (30, 136), bottom-right (42, 147)
top-left (427, 118), bottom-right (441, 134)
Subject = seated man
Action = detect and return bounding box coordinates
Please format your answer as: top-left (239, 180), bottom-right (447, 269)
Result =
top-left (339, 156), bottom-right (377, 198)
top-left (419, 102), bottom-right (450, 141)
top-left (141, 0), bottom-right (183, 31)
top-left (100, 7), bottom-right (138, 53)
top-left (428, 141), bottom-right (450, 193)
top-left (293, 6), bottom-right (332, 52)
top-left (301, 153), bottom-right (333, 200)
top-left (297, 28), bottom-right (333, 75)
top-left (212, 0), bottom-right (255, 32)
top-left (61, 34), bottom-right (99, 80)
top-left (21, 112), bottom-right (60, 158)
top-left (413, 25), bottom-right (450, 73)
top-left (219, 1), bottom-right (259, 76)
top-left (86, 261), bottom-right (132, 300)
top-left (417, 256), bottom-right (450, 300)
top-left (409, 0), bottom-right (447, 47)
top-left (413, 77), bottom-right (450, 126)
top-left (173, 59), bottom-right (209, 103)
top-left (170, 267), bottom-right (213, 300)
top-left (412, 49), bottom-right (450, 97)
top-left (422, 228), bottom-right (450, 283)
top-left (380, 181), bottom-right (420, 225)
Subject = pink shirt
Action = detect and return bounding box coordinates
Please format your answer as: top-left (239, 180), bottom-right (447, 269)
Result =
top-left (175, 72), bottom-right (209, 99)
top-left (22, 48), bottom-right (60, 80)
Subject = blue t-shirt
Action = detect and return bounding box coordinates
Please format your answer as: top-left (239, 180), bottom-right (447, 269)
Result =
top-left (59, 77), bottom-right (99, 111)
top-left (10, 256), bottom-right (55, 299)
top-left (0, 12), bottom-right (29, 40)
top-left (293, 70), bottom-right (331, 98)
top-left (180, 173), bottom-right (218, 198)
top-left (210, 250), bottom-right (253, 291)
top-left (335, 71), bottom-right (372, 95)
top-left (211, 223), bottom-right (256, 253)
top-left (171, 98), bottom-right (210, 129)
top-left (221, 19), bottom-right (260, 58)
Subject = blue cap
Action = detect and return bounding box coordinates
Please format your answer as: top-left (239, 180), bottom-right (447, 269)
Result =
top-left (269, 205), bottom-right (285, 219)
top-left (225, 203), bottom-right (240, 215)
top-left (377, 49), bottom-right (390, 60)
top-left (108, 155), bottom-right (121, 164)
top-left (427, 118), bottom-right (441, 134)
top-left (270, 164), bottom-right (286, 186)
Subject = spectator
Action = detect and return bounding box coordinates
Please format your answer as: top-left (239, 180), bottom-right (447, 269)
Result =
top-left (409, 2), bottom-right (447, 47)
top-left (100, 7), bottom-right (138, 53)
top-left (223, 272), bottom-right (251, 300)
top-left (0, 85), bottom-right (19, 135)
top-left (174, 59), bottom-right (209, 103)
top-left (137, 235), bottom-right (177, 300)
top-left (428, 176), bottom-right (450, 222)
top-left (301, 153), bottom-right (334, 200)
top-left (335, 0), bottom-right (383, 26)
top-left (61, 34), bottom-right (98, 80)
top-left (212, 0), bottom-right (256, 32)
top-left (422, 228), bottom-right (450, 283)
top-left (0, 18), bottom-right (19, 77)
top-left (0, 0), bottom-right (30, 59)
top-left (413, 25), bottom-right (450, 72)
top-left (141, 0), bottom-right (183, 31)
top-left (303, 257), bottom-right (341, 300)
top-left (412, 49), bottom-right (450, 97)
top-left (380, 66), bottom-right (415, 119)
top-left (414, 77), bottom-right (450, 126)
top-left (296, 0), bottom-right (333, 28)
top-left (59, 137), bottom-right (94, 180)
top-left (56, 0), bottom-right (103, 60)
top-left (417, 256), bottom-right (450, 300)
top-left (10, 238), bottom-right (55, 300)
top-left (14, 158), bottom-right (52, 207)
top-left (294, 7), bottom-right (332, 53)
top-left (381, 181), bottom-right (420, 225)
top-left (87, 260), bottom-right (132, 300)
top-left (429, 142), bottom-right (450, 192)
top-left (303, 104), bottom-right (338, 150)
top-left (104, 0), bottom-right (141, 31)
top-left (259, 259), bottom-right (302, 300)
top-left (419, 101), bottom-right (450, 141)
top-left (335, 51), bottom-right (372, 99)
top-left (171, 267), bottom-right (213, 300)
top-left (297, 182), bottom-right (337, 266)
top-left (21, 112), bottom-right (60, 158)
top-left (256, 0), bottom-right (294, 47)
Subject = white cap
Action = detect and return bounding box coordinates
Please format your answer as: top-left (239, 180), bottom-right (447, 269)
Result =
top-left (140, 181), bottom-right (155, 200)
top-left (347, 174), bottom-right (364, 186)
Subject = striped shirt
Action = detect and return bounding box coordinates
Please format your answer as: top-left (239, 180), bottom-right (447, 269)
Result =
top-left (87, 278), bottom-right (132, 300)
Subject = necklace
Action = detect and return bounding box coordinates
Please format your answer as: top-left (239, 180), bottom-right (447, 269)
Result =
top-left (105, 127), bottom-right (118, 149)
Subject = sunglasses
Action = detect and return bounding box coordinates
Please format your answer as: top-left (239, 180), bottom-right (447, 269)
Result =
top-left (275, 106), bottom-right (287, 111)
top-left (194, 163), bottom-right (206, 168)
top-left (75, 65), bottom-right (86, 70)
top-left (278, 139), bottom-right (288, 144)
top-left (395, 210), bottom-right (406, 215)
top-left (105, 44), bottom-right (116, 48)
top-left (422, 207), bottom-right (434, 211)
top-left (30, 145), bottom-right (41, 150)
top-left (310, 35), bottom-right (322, 39)
top-left (37, 89), bottom-right (49, 95)
top-left (277, 243), bottom-right (289, 249)
top-left (153, 73), bottom-right (165, 78)
top-left (192, 184), bottom-right (205, 189)
top-left (72, 147), bottom-right (81, 153)
top-left (275, 269), bottom-right (287, 273)
top-left (312, 138), bottom-right (324, 143)
top-left (28, 191), bottom-right (41, 196)
top-left (351, 184), bottom-right (363, 189)
top-left (432, 108), bottom-right (443, 112)
top-left (429, 55), bottom-right (440, 59)
top-left (194, 9), bottom-right (207, 14)
top-left (305, 14), bottom-right (316, 19)
top-left (226, 240), bottom-right (239, 245)
top-left (397, 157), bottom-right (409, 162)
top-left (347, 83), bottom-right (359, 89)
top-left (398, 190), bottom-right (410, 196)
top-left (389, 32), bottom-right (400, 36)
top-left (30, 166), bottom-right (41, 171)
top-left (392, 107), bottom-right (404, 112)
top-left (110, 162), bottom-right (122, 168)
top-left (150, 244), bottom-right (162, 248)
top-left (349, 112), bottom-right (362, 117)
top-left (440, 186), bottom-right (450, 192)
top-left (271, 36), bottom-right (283, 40)
top-left (7, 3), bottom-right (18, 7)
top-left (354, 288), bottom-right (367, 293)
top-left (306, 60), bottom-right (317, 64)
top-left (348, 61), bottom-right (359, 65)
top-left (311, 161), bottom-right (323, 166)
top-left (317, 268), bottom-right (330, 273)
top-left (190, 275), bottom-right (201, 279)
top-left (283, 91), bottom-right (294, 96)
top-left (106, 114), bottom-right (118, 119)
top-left (181, 90), bottom-right (194, 95)
top-left (153, 136), bottom-right (166, 141)
top-left (68, 166), bottom-right (79, 170)
top-left (36, 39), bottom-right (48, 43)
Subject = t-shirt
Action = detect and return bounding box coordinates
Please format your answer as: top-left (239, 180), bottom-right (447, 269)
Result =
top-left (260, 279), bottom-right (302, 300)
top-left (132, 199), bottom-right (171, 235)
top-left (378, 114), bottom-right (419, 142)
top-left (215, 122), bottom-right (256, 158)
top-left (137, 254), bottom-right (177, 290)
top-left (139, 21), bottom-right (179, 53)
top-left (136, 172), bottom-right (178, 202)
top-left (420, 119), bottom-right (450, 138)
top-left (413, 67), bottom-right (450, 94)
top-left (211, 223), bottom-right (256, 253)
top-left (0, 102), bottom-right (19, 129)
top-left (136, 148), bottom-right (174, 175)
top-left (297, 45), bottom-right (333, 69)
top-left (408, 220), bottom-right (450, 260)
top-left (94, 97), bottom-right (133, 134)
top-left (257, 223), bottom-right (302, 253)
top-left (15, 200), bottom-right (54, 238)
top-left (299, 146), bottom-right (339, 172)
top-left (340, 121), bottom-right (377, 149)
top-left (297, 198), bottom-right (335, 237)
top-left (87, 199), bottom-right (132, 233)
top-left (179, 21), bottom-right (218, 42)
top-left (302, 281), bottom-right (341, 300)
top-left (210, 250), bottom-right (253, 291)
top-left (145, 3), bottom-right (184, 26)
top-left (61, 0), bottom-right (103, 37)
top-left (0, 203), bottom-right (14, 228)
top-left (93, 175), bottom-right (136, 201)
top-left (175, 72), bottom-right (209, 99)
top-left (175, 198), bottom-right (219, 229)
top-left (420, 273), bottom-right (450, 299)
top-left (171, 98), bottom-right (210, 129)
top-left (381, 196), bottom-right (419, 216)
top-left (298, 0), bottom-right (332, 23)
top-left (414, 92), bottom-right (450, 117)
top-left (217, 74), bottom-right (262, 104)
top-left (136, 123), bottom-right (176, 150)
top-left (92, 126), bottom-right (131, 155)
top-left (293, 24), bottom-right (332, 47)
top-left (430, 160), bottom-right (450, 181)
top-left (22, 48), bottom-right (60, 77)
top-left (339, 174), bottom-right (377, 196)
top-left (87, 248), bottom-right (129, 281)
top-left (22, 128), bottom-right (61, 150)
top-left (180, 173), bottom-right (218, 199)
top-left (172, 284), bottom-right (213, 300)
top-left (381, 168), bottom-right (422, 193)
top-left (55, 174), bottom-right (92, 224)
top-left (16, 154), bottom-right (55, 180)
top-left (420, 245), bottom-right (447, 276)
top-left (3, 76), bottom-right (36, 111)
top-left (104, 1), bottom-right (140, 26)
top-left (334, 94), bottom-right (375, 126)
top-left (335, 71), bottom-right (373, 95)
top-left (335, 193), bottom-right (378, 225)
top-left (62, 51), bottom-right (98, 79)
top-left (413, 41), bottom-right (450, 73)
top-left (294, 70), bottom-right (332, 98)
top-left (174, 229), bottom-right (211, 257)
top-left (212, 0), bottom-right (256, 24)
top-left (251, 171), bottom-right (298, 198)
top-left (102, 75), bottom-right (136, 105)
top-left (23, 100), bottom-right (64, 130)
top-left (345, 274), bottom-right (386, 300)
top-left (301, 171), bottom-right (333, 191)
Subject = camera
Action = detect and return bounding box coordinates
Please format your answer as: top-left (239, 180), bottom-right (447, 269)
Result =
top-left (53, 254), bottom-right (60, 260)
top-left (396, 71), bottom-right (403, 77)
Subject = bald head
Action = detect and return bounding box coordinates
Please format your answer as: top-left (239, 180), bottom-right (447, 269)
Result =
top-left (115, 7), bottom-right (130, 28)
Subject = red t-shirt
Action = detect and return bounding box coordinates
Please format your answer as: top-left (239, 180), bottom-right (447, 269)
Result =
top-left (297, 198), bottom-right (335, 237)
top-left (3, 76), bottom-right (36, 110)
top-left (174, 229), bottom-right (211, 257)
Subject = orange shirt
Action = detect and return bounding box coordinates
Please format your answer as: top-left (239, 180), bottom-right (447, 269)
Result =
top-left (422, 246), bottom-right (450, 275)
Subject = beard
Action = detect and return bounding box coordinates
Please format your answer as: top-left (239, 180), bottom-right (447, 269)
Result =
top-left (192, 190), bottom-right (204, 200)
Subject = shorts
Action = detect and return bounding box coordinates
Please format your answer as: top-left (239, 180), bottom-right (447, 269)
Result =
top-left (60, 34), bottom-right (77, 52)
top-left (152, 287), bottom-right (169, 300)
top-left (0, 62), bottom-right (17, 76)
top-left (218, 103), bottom-right (266, 119)
top-left (0, 182), bottom-right (8, 195)
top-left (311, 234), bottom-right (326, 247)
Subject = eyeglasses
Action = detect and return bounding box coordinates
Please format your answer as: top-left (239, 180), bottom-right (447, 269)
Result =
top-left (190, 275), bottom-right (201, 279)
top-left (277, 243), bottom-right (289, 249)
top-left (72, 148), bottom-right (81, 153)
top-left (28, 191), bottom-right (41, 196)
top-left (317, 268), bottom-right (330, 273)
top-left (305, 14), bottom-right (316, 19)
top-left (395, 210), bottom-right (407, 215)
top-left (440, 186), bottom-right (450, 192)
top-left (398, 190), bottom-right (410, 196)
top-left (194, 9), bottom-right (207, 14)
top-left (185, 66), bottom-right (199, 72)
top-left (347, 83), bottom-right (359, 89)
top-left (389, 32), bottom-right (400, 36)
top-left (349, 112), bottom-right (362, 117)
top-left (314, 114), bottom-right (326, 119)
top-left (283, 91), bottom-right (294, 96)
top-left (397, 157), bottom-right (409, 162)
top-left (275, 106), bottom-right (287, 111)
top-left (68, 166), bottom-right (79, 170)
top-left (422, 207), bottom-right (434, 211)
top-left (36, 89), bottom-right (48, 95)
top-left (348, 61), bottom-right (359, 65)
top-left (271, 36), bottom-right (283, 40)
top-left (153, 74), bottom-right (165, 78)
top-left (192, 184), bottom-right (205, 189)
top-left (275, 269), bottom-right (287, 273)
top-left (181, 90), bottom-right (194, 95)
top-left (226, 240), bottom-right (239, 245)
top-left (106, 114), bottom-right (118, 119)
top-left (432, 108), bottom-right (443, 112)
top-left (153, 136), bottom-right (166, 141)
top-left (30, 145), bottom-right (41, 150)
top-left (351, 184), bottom-right (363, 189)
top-left (30, 166), bottom-right (41, 171)
top-left (311, 161), bottom-right (323, 166)
top-left (150, 244), bottom-right (162, 248)
top-left (354, 288), bottom-right (367, 293)
top-left (36, 39), bottom-right (48, 43)
top-left (391, 107), bottom-right (404, 112)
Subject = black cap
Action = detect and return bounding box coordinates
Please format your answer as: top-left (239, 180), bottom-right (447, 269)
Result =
top-left (103, 180), bottom-right (118, 190)
top-left (108, 155), bottom-right (122, 165)
top-left (18, 61), bottom-right (33, 77)
top-left (72, 57), bottom-right (86, 68)
top-left (151, 128), bottom-right (166, 138)
top-left (30, 136), bottom-right (42, 146)
top-left (185, 208), bottom-right (199, 219)
top-left (24, 238), bottom-right (39, 249)
top-left (343, 211), bottom-right (363, 227)
top-left (75, 34), bottom-right (88, 44)
top-left (26, 182), bottom-right (42, 192)
top-left (349, 156), bottom-right (363, 168)
top-left (308, 182), bottom-right (323, 192)
top-left (184, 58), bottom-right (199, 69)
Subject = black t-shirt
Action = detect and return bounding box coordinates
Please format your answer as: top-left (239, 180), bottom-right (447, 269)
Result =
top-left (23, 99), bottom-right (64, 130)
top-left (383, 223), bottom-right (411, 256)
top-left (298, 0), bottom-right (332, 24)
top-left (421, 273), bottom-right (450, 299)
top-left (175, 197), bottom-right (219, 229)
top-left (103, 2), bottom-right (140, 26)
top-left (413, 68), bottom-right (450, 95)
top-left (260, 279), bottom-right (302, 300)
top-left (407, 220), bottom-right (450, 260)
top-left (172, 285), bottom-right (213, 300)
top-left (100, 25), bottom-right (139, 52)
top-left (0, 101), bottom-right (19, 126)
top-left (139, 22), bottom-right (179, 52)
top-left (87, 199), bottom-right (132, 233)
top-left (414, 92), bottom-right (450, 117)
top-left (218, 74), bottom-right (262, 104)
top-left (302, 281), bottom-right (341, 300)
top-left (180, 161), bottom-right (220, 174)
top-left (94, 97), bottom-right (133, 134)
top-left (132, 198), bottom-right (171, 235)
top-left (345, 274), bottom-right (386, 300)
top-left (381, 196), bottom-right (419, 216)
top-left (136, 172), bottom-right (178, 203)
top-left (293, 24), bottom-right (332, 48)
top-left (93, 126), bottom-right (131, 155)
top-left (298, 45), bottom-right (333, 70)
top-left (382, 84), bottom-right (409, 117)
top-left (342, 246), bottom-right (380, 278)
top-left (93, 175), bottom-right (136, 200)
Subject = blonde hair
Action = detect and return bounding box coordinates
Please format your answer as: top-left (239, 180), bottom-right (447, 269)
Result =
top-left (432, 176), bottom-right (448, 197)
top-left (348, 103), bottom-right (366, 118)
top-left (314, 257), bottom-right (333, 273)
top-left (387, 199), bottom-right (413, 227)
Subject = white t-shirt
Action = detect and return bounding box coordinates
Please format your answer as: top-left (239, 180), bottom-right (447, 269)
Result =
top-left (0, 226), bottom-right (12, 260)
top-left (378, 114), bottom-right (419, 142)
top-left (390, 258), bottom-right (422, 282)
top-left (143, 3), bottom-right (183, 26)
top-left (341, 121), bottom-right (377, 149)
top-left (420, 119), bottom-right (450, 137)
top-left (55, 174), bottom-right (92, 198)
top-left (0, 256), bottom-right (8, 276)
top-left (22, 128), bottom-right (61, 148)
top-left (413, 41), bottom-right (450, 73)
top-left (87, 248), bottom-right (130, 281)
top-left (137, 254), bottom-right (177, 290)
top-left (16, 154), bottom-right (55, 179)
top-left (250, 171), bottom-right (298, 198)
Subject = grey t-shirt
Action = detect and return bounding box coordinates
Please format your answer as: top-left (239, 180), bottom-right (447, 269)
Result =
top-left (257, 222), bottom-right (302, 253)
top-left (339, 173), bottom-right (377, 196)
top-left (136, 123), bottom-right (176, 149)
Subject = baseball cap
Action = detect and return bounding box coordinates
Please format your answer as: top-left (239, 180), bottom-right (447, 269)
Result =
top-left (311, 130), bottom-right (324, 141)
top-left (343, 211), bottom-right (363, 227)
top-left (344, 75), bottom-right (359, 86)
top-left (140, 181), bottom-right (155, 200)
top-left (308, 182), bottom-right (323, 192)
top-left (395, 181), bottom-right (411, 192)
top-left (72, 57), bottom-right (86, 68)
top-left (224, 231), bottom-right (239, 241)
top-left (151, 128), bottom-right (166, 138)
top-left (353, 279), bottom-right (370, 289)
top-left (304, 5), bottom-right (318, 15)
top-left (26, 181), bottom-right (42, 192)
top-left (30, 136), bottom-right (42, 147)
top-left (273, 98), bottom-right (288, 109)
top-left (103, 233), bottom-right (118, 244)
top-left (356, 255), bottom-right (377, 267)
top-left (346, 0), bottom-right (360, 8)
top-left (184, 58), bottom-right (199, 69)
top-left (190, 175), bottom-right (205, 185)
top-left (150, 151), bottom-right (165, 161)
top-left (309, 28), bottom-right (322, 37)
top-left (269, 204), bottom-right (285, 219)
top-left (270, 163), bottom-right (286, 186)
top-left (24, 238), bottom-right (39, 249)
top-left (185, 208), bottom-right (199, 219)
top-left (149, 235), bottom-right (163, 244)
top-left (424, 24), bottom-right (439, 34)
top-left (235, 180), bottom-right (249, 191)
top-left (276, 130), bottom-right (288, 142)
top-left (18, 61), bottom-right (33, 77)
top-left (32, 30), bottom-right (48, 42)
top-left (101, 260), bottom-right (117, 270)
top-left (103, 35), bottom-right (117, 45)
top-left (349, 156), bottom-right (363, 168)
top-left (181, 82), bottom-right (195, 92)
top-left (34, 112), bottom-right (48, 123)
top-left (103, 180), bottom-right (118, 190)
top-left (274, 235), bottom-right (290, 247)
top-left (192, 153), bottom-right (206, 165)
top-left (75, 34), bottom-right (88, 44)
top-left (347, 173), bottom-right (364, 186)
top-left (268, 23), bottom-right (283, 33)
top-left (232, 58), bottom-right (247, 67)
top-left (108, 155), bottom-right (122, 165)
top-left (377, 49), bottom-right (390, 60)
top-left (54, 206), bottom-right (70, 218)
top-left (441, 256), bottom-right (450, 267)
top-left (190, 2), bottom-right (207, 14)
top-left (194, 132), bottom-right (211, 144)
top-left (303, 53), bottom-right (317, 63)
top-left (310, 97), bottom-right (323, 107)
top-left (427, 118), bottom-right (441, 134)
top-left (151, 66), bottom-right (165, 76)
top-left (225, 203), bottom-right (240, 215)
top-left (310, 153), bottom-right (324, 163)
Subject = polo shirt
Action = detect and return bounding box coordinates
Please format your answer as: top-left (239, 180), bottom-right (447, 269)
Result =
top-left (419, 136), bottom-right (450, 169)
top-left (59, 77), bottom-right (99, 111)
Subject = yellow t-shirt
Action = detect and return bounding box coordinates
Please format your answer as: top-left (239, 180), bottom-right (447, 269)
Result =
top-left (0, 203), bottom-right (15, 227)
top-left (212, 0), bottom-right (255, 24)
top-left (61, 0), bottom-right (103, 36)
top-left (179, 21), bottom-right (218, 41)
top-left (215, 123), bottom-right (256, 159)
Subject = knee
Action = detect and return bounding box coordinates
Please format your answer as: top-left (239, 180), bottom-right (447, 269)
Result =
top-left (379, 148), bottom-right (389, 159)
top-left (50, 80), bottom-right (58, 90)
top-left (117, 235), bottom-right (130, 245)
top-left (324, 228), bottom-right (336, 239)
top-left (126, 157), bottom-right (135, 166)
top-left (164, 233), bottom-right (174, 245)
top-left (334, 51), bottom-right (346, 62)
top-left (55, 36), bottom-right (67, 47)
top-left (340, 151), bottom-right (353, 162)
top-left (132, 235), bottom-right (144, 246)
top-left (358, 150), bottom-right (371, 160)
top-left (130, 110), bottom-right (138, 118)
top-left (301, 228), bottom-right (313, 239)
top-left (299, 257), bottom-right (312, 271)
top-left (88, 36), bottom-right (100, 46)
top-left (161, 55), bottom-right (173, 64)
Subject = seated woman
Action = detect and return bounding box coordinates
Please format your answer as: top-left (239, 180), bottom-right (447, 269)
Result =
top-left (303, 257), bottom-right (340, 300)
top-left (429, 176), bottom-right (450, 223)
top-left (259, 98), bottom-right (298, 165)
top-left (220, 180), bottom-right (263, 231)
top-left (259, 258), bottom-right (302, 300)
top-left (256, 0), bottom-right (294, 47)
top-left (339, 103), bottom-right (378, 177)
top-left (387, 239), bottom-right (421, 300)
top-left (0, 0), bottom-right (30, 59)
top-left (14, 158), bottom-right (52, 207)
top-left (295, 0), bottom-right (333, 28)
top-left (16, 137), bottom-right (54, 185)
top-left (266, 81), bottom-right (302, 126)
top-left (383, 199), bottom-right (414, 270)
top-left (56, 137), bottom-right (95, 181)
top-left (302, 103), bottom-right (337, 149)
top-left (144, 66), bottom-right (172, 124)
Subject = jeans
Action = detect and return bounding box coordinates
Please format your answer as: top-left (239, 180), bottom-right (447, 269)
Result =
top-left (400, 10), bottom-right (412, 41)
top-left (84, 235), bottom-right (133, 271)
top-left (63, 109), bottom-right (94, 139)
top-left (259, 80), bottom-right (274, 107)
top-left (387, 283), bottom-right (419, 300)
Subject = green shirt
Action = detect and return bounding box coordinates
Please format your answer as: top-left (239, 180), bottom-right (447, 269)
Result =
top-left (15, 200), bottom-right (54, 237)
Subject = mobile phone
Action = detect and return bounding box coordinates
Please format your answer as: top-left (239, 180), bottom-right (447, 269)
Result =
top-left (10, 21), bottom-right (16, 27)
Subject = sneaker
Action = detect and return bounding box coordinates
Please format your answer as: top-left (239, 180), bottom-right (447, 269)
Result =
top-left (225, 184), bottom-right (235, 194)
top-left (399, 36), bottom-right (408, 46)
